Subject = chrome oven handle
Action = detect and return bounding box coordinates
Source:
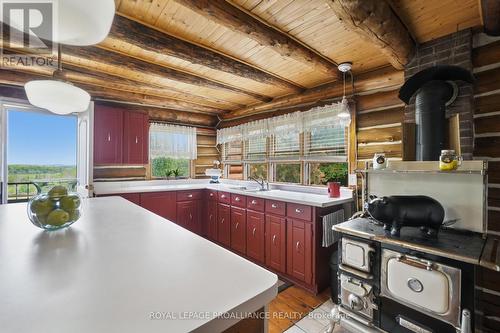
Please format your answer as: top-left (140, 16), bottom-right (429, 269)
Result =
top-left (397, 255), bottom-right (433, 271)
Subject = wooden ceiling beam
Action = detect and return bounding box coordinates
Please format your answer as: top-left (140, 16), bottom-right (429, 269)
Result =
top-left (0, 22), bottom-right (272, 104)
top-left (1, 54), bottom-right (238, 111)
top-left (221, 66), bottom-right (404, 121)
top-left (110, 14), bottom-right (303, 93)
top-left (327, 0), bottom-right (415, 70)
top-left (0, 69), bottom-right (225, 114)
top-left (480, 0), bottom-right (500, 36)
top-left (60, 45), bottom-right (272, 103)
top-left (173, 0), bottom-right (340, 79)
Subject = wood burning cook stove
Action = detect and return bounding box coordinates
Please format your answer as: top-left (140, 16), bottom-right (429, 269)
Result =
top-left (327, 161), bottom-right (488, 333)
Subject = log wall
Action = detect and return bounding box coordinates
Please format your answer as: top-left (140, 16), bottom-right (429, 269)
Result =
top-left (472, 34), bottom-right (500, 333)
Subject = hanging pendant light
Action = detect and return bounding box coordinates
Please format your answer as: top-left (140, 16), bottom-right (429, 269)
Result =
top-left (8, 0), bottom-right (115, 46)
top-left (24, 45), bottom-right (90, 115)
top-left (337, 62), bottom-right (352, 126)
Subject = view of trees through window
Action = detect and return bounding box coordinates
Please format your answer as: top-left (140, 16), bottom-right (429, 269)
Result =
top-left (309, 162), bottom-right (348, 186)
top-left (151, 157), bottom-right (189, 178)
top-left (248, 163), bottom-right (267, 180)
top-left (275, 164), bottom-right (301, 183)
top-left (7, 109), bottom-right (77, 202)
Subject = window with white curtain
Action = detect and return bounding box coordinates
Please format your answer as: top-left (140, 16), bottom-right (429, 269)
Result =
top-left (216, 103), bottom-right (349, 185)
top-left (149, 123), bottom-right (197, 178)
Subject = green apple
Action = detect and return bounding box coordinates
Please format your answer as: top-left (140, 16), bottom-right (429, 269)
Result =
top-left (30, 197), bottom-right (55, 216)
top-left (48, 186), bottom-right (68, 199)
top-left (60, 194), bottom-right (81, 211)
top-left (46, 209), bottom-right (70, 226)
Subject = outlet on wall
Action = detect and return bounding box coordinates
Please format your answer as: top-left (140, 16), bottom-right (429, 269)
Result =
top-left (348, 174), bottom-right (357, 187)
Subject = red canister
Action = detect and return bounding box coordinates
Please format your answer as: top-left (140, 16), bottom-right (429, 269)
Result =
top-left (327, 182), bottom-right (340, 198)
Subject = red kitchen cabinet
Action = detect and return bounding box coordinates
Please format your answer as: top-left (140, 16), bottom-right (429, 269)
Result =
top-left (218, 204), bottom-right (231, 247)
top-left (140, 192), bottom-right (177, 222)
top-left (94, 105), bottom-right (123, 165)
top-left (230, 207), bottom-right (246, 254)
top-left (177, 200), bottom-right (201, 234)
top-left (266, 215), bottom-right (286, 273)
top-left (206, 199), bottom-right (218, 241)
top-left (123, 112), bottom-right (149, 164)
top-left (120, 193), bottom-right (141, 206)
top-left (287, 219), bottom-right (313, 284)
top-left (246, 210), bottom-right (265, 264)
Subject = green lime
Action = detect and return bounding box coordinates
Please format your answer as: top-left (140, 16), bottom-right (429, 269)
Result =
top-left (68, 210), bottom-right (81, 221)
top-left (30, 198), bottom-right (55, 216)
top-left (46, 209), bottom-right (70, 226)
top-left (60, 195), bottom-right (81, 211)
top-left (48, 186), bottom-right (68, 199)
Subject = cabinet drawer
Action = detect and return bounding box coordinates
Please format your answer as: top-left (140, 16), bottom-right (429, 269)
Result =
top-left (231, 193), bottom-right (247, 208)
top-left (247, 196), bottom-right (265, 212)
top-left (266, 200), bottom-right (286, 216)
top-left (207, 190), bottom-right (218, 201)
top-left (177, 190), bottom-right (202, 201)
top-left (287, 203), bottom-right (312, 222)
top-left (218, 191), bottom-right (231, 204)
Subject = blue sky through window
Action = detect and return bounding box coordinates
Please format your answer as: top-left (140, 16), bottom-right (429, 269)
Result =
top-left (7, 109), bottom-right (77, 166)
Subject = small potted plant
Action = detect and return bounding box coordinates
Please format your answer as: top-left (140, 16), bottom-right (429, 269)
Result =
top-left (172, 168), bottom-right (181, 179)
top-left (165, 169), bottom-right (174, 180)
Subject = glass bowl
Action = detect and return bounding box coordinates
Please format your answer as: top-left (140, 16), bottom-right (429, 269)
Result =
top-left (27, 186), bottom-right (82, 230)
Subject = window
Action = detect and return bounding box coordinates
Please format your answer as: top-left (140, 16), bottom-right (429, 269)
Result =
top-left (308, 162), bottom-right (348, 186)
top-left (304, 126), bottom-right (346, 159)
top-left (6, 108), bottom-right (77, 203)
top-left (216, 104), bottom-right (349, 186)
top-left (149, 123), bottom-right (197, 178)
top-left (248, 163), bottom-right (268, 180)
top-left (274, 163), bottom-right (301, 183)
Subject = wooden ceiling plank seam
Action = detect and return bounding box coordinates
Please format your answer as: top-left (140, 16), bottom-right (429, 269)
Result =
top-left (173, 0), bottom-right (341, 78)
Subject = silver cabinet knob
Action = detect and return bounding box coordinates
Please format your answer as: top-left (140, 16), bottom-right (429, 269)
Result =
top-left (272, 235), bottom-right (277, 245)
top-left (221, 195), bottom-right (226, 199)
top-left (295, 208), bottom-right (302, 213)
top-left (107, 133), bottom-right (111, 141)
top-left (252, 227), bottom-right (256, 237)
top-left (271, 204), bottom-right (277, 208)
top-left (210, 193), bottom-right (214, 197)
top-left (235, 197), bottom-right (240, 202)
top-left (296, 241), bottom-right (300, 251)
top-left (135, 136), bottom-right (138, 144)
top-left (235, 222), bottom-right (239, 230)
top-left (251, 200), bottom-right (257, 205)
top-left (188, 194), bottom-right (193, 198)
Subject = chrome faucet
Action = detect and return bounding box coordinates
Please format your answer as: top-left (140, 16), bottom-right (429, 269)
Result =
top-left (249, 177), bottom-right (269, 191)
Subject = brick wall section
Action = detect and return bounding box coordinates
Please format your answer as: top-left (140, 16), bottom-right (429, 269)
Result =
top-left (404, 29), bottom-right (474, 160)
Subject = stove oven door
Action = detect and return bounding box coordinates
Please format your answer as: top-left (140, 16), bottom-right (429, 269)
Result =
top-left (380, 249), bottom-right (461, 329)
top-left (341, 237), bottom-right (374, 273)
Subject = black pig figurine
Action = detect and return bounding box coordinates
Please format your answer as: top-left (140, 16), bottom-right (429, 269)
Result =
top-left (366, 195), bottom-right (445, 237)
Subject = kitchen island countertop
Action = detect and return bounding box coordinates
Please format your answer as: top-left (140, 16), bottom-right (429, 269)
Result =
top-left (0, 197), bottom-right (278, 333)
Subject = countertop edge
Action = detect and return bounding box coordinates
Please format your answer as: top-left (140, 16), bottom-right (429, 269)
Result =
top-left (94, 185), bottom-right (353, 208)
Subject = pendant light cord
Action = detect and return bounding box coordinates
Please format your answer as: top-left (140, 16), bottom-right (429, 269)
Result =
top-left (343, 70), bottom-right (346, 98)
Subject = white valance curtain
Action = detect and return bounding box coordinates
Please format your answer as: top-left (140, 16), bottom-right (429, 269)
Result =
top-left (217, 103), bottom-right (345, 144)
top-left (150, 123), bottom-right (197, 160)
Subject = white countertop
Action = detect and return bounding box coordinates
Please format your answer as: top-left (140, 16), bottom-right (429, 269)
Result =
top-left (94, 180), bottom-right (353, 208)
top-left (0, 197), bottom-right (278, 333)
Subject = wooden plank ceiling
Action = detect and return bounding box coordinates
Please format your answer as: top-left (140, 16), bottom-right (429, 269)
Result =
top-left (1, 0), bottom-right (482, 125)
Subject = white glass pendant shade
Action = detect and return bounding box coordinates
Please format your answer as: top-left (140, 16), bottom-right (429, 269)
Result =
top-left (9, 0), bottom-right (115, 46)
top-left (25, 80), bottom-right (91, 115)
top-left (338, 96), bottom-right (351, 126)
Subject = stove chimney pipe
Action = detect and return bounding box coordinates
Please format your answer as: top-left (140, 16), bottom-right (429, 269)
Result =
top-left (398, 66), bottom-right (474, 161)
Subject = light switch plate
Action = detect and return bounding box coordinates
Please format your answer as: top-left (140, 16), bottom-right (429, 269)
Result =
top-left (348, 174), bottom-right (357, 187)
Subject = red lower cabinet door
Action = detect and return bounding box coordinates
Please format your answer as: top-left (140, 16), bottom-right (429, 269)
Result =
top-left (206, 200), bottom-right (218, 241)
top-left (230, 207), bottom-right (247, 254)
top-left (140, 192), bottom-right (177, 222)
top-left (218, 204), bottom-right (231, 247)
top-left (176, 201), bottom-right (200, 233)
top-left (246, 210), bottom-right (265, 264)
top-left (120, 193), bottom-right (141, 206)
top-left (287, 219), bottom-right (313, 284)
top-left (266, 215), bottom-right (286, 273)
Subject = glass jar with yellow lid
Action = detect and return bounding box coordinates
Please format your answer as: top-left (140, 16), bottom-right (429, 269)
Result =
top-left (439, 150), bottom-right (462, 171)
